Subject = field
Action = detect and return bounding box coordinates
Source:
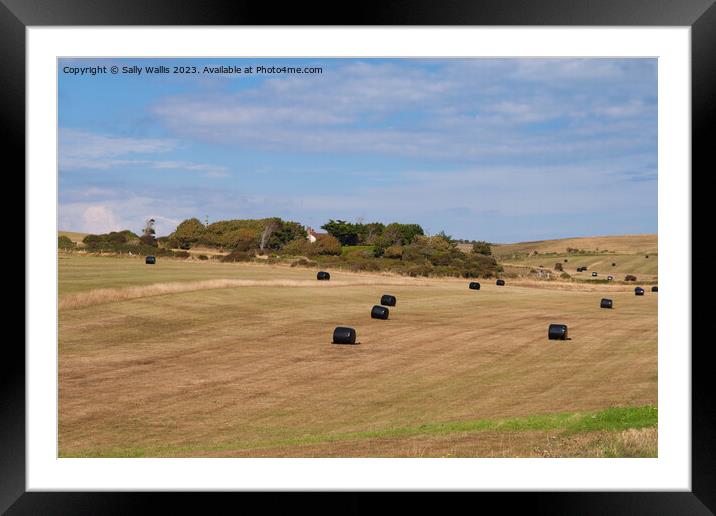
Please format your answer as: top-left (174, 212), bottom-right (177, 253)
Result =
top-left (58, 254), bottom-right (657, 457)
top-left (489, 234), bottom-right (658, 258)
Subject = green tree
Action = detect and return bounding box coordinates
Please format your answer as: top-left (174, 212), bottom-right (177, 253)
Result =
top-left (270, 220), bottom-right (307, 249)
top-left (321, 220), bottom-right (360, 245)
top-left (58, 235), bottom-right (76, 250)
top-left (171, 218), bottom-right (206, 248)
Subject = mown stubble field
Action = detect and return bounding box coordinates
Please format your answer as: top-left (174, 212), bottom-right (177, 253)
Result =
top-left (58, 255), bottom-right (657, 457)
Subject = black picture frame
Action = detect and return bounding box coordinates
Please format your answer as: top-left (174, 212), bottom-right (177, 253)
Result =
top-left (6, 0), bottom-right (709, 513)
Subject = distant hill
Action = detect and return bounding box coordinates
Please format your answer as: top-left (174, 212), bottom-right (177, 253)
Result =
top-left (59, 231), bottom-right (89, 246)
top-left (489, 234), bottom-right (657, 259)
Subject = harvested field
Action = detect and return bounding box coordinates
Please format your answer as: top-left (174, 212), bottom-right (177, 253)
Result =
top-left (58, 255), bottom-right (657, 458)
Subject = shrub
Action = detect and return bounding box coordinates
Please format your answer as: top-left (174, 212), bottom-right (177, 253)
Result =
top-left (624, 274), bottom-right (637, 281)
top-left (314, 234), bottom-right (342, 255)
top-left (58, 235), bottom-right (76, 250)
top-left (290, 258), bottom-right (318, 268)
top-left (560, 272), bottom-right (572, 279)
top-left (472, 240), bottom-right (492, 256)
top-left (281, 238), bottom-right (313, 256)
top-left (383, 245), bottom-right (403, 259)
top-left (197, 254), bottom-right (209, 260)
top-left (221, 250), bottom-right (254, 262)
top-left (554, 262), bottom-right (563, 271)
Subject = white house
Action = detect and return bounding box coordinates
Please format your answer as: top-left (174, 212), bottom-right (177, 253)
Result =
top-left (305, 226), bottom-right (323, 243)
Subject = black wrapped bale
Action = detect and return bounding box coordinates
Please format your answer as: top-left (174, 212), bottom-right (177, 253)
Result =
top-left (591, 272), bottom-right (598, 277)
top-left (145, 256), bottom-right (156, 264)
top-left (548, 324), bottom-right (568, 340)
top-left (317, 271), bottom-right (330, 281)
top-left (600, 298), bottom-right (613, 309)
top-left (371, 305), bottom-right (389, 320)
top-left (496, 279), bottom-right (505, 286)
top-left (468, 282), bottom-right (481, 290)
top-left (380, 294), bottom-right (397, 306)
top-left (635, 287), bottom-right (645, 296)
top-left (651, 286), bottom-right (658, 292)
top-left (612, 262), bottom-right (617, 267)
top-left (332, 327), bottom-right (356, 344)
top-left (607, 276), bottom-right (614, 281)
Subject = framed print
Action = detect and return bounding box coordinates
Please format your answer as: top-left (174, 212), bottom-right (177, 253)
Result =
top-left (8, 0), bottom-right (711, 512)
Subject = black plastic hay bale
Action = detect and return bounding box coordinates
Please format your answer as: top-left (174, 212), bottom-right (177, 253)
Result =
top-left (145, 256), bottom-right (156, 264)
top-left (591, 272), bottom-right (598, 277)
top-left (612, 262), bottom-right (617, 267)
top-left (600, 298), bottom-right (613, 309)
top-left (468, 282), bottom-right (481, 290)
top-left (651, 286), bottom-right (658, 292)
top-left (496, 279), bottom-right (505, 286)
top-left (635, 287), bottom-right (645, 296)
top-left (380, 294), bottom-right (397, 306)
top-left (548, 324), bottom-right (568, 340)
top-left (371, 305), bottom-right (389, 320)
top-left (607, 276), bottom-right (614, 281)
top-left (332, 327), bottom-right (356, 344)
top-left (317, 271), bottom-right (330, 281)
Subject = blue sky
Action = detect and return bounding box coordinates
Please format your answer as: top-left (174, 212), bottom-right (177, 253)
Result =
top-left (58, 58), bottom-right (657, 242)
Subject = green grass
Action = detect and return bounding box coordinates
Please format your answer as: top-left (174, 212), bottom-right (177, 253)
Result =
top-left (63, 405), bottom-right (656, 457)
top-left (341, 245), bottom-right (375, 256)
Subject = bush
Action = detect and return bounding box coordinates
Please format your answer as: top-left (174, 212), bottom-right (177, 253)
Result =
top-left (624, 274), bottom-right (637, 281)
top-left (197, 254), bottom-right (209, 260)
top-left (560, 272), bottom-right (572, 279)
top-left (383, 245), bottom-right (403, 259)
top-left (281, 238), bottom-right (313, 256)
top-left (554, 262), bottom-right (563, 271)
top-left (221, 250), bottom-right (254, 262)
top-left (314, 234), bottom-right (342, 255)
top-left (58, 235), bottom-right (76, 250)
top-left (290, 258), bottom-right (318, 268)
top-left (472, 240), bottom-right (492, 256)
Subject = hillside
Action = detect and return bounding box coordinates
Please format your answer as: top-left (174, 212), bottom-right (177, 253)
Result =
top-left (489, 234), bottom-right (657, 259)
top-left (59, 231), bottom-right (89, 245)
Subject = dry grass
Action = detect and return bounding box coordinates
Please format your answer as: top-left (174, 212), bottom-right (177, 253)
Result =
top-left (58, 255), bottom-right (657, 458)
top-left (602, 427), bottom-right (658, 457)
top-left (59, 276), bottom-right (433, 311)
top-left (490, 234), bottom-right (658, 257)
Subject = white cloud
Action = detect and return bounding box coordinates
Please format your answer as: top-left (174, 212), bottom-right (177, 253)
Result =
top-left (149, 59), bottom-right (656, 163)
top-left (59, 128), bottom-right (229, 177)
top-left (78, 205), bottom-right (122, 234)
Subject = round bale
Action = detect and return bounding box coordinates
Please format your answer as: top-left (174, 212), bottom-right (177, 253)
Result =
top-left (145, 256), bottom-right (156, 264)
top-left (317, 271), bottom-right (330, 281)
top-left (635, 287), bottom-right (645, 296)
top-left (651, 286), bottom-right (658, 292)
top-left (600, 298), bottom-right (613, 309)
top-left (607, 276), bottom-right (614, 281)
top-left (592, 271), bottom-right (598, 277)
top-left (496, 279), bottom-right (505, 286)
top-left (332, 327), bottom-right (356, 344)
top-left (548, 324), bottom-right (568, 340)
top-left (371, 305), bottom-right (389, 320)
top-left (468, 282), bottom-right (481, 290)
top-left (380, 294), bottom-right (397, 306)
